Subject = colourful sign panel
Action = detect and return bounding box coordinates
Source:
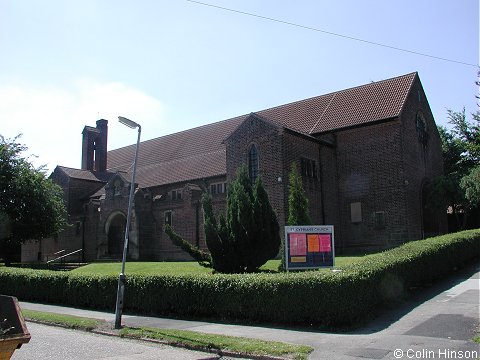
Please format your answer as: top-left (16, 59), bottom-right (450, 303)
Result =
top-left (284, 226), bottom-right (334, 270)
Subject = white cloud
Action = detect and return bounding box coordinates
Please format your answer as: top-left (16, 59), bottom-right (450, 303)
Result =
top-left (0, 79), bottom-right (165, 173)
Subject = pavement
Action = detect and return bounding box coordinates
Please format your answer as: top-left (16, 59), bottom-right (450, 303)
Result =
top-left (19, 262), bottom-right (480, 360)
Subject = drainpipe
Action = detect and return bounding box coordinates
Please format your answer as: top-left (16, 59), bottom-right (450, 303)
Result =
top-left (81, 215), bottom-right (86, 263)
top-left (318, 145), bottom-right (326, 225)
top-left (195, 201), bottom-right (200, 248)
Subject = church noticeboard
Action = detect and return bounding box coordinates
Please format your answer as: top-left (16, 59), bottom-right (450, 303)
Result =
top-left (284, 226), bottom-right (335, 270)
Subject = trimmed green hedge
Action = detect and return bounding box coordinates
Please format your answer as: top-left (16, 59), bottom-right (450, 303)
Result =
top-left (1, 230), bottom-right (479, 327)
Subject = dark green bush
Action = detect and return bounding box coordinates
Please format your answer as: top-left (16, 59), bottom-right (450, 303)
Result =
top-left (1, 229), bottom-right (478, 327)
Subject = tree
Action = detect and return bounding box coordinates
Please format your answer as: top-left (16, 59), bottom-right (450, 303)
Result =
top-left (446, 108), bottom-right (479, 167)
top-left (0, 135), bottom-right (67, 265)
top-left (165, 166), bottom-right (281, 273)
top-left (164, 224), bottom-right (212, 268)
top-left (425, 91), bottom-right (480, 230)
top-left (460, 166), bottom-right (480, 210)
top-left (287, 162), bottom-right (312, 226)
top-left (204, 166), bottom-right (280, 273)
top-left (279, 162), bottom-right (312, 271)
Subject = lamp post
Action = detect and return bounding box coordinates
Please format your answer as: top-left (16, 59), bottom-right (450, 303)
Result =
top-left (114, 116), bottom-right (141, 329)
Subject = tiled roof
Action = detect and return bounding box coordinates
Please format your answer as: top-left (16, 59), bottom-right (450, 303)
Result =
top-left (107, 116), bottom-right (244, 171)
top-left (134, 149), bottom-right (226, 188)
top-left (57, 166), bottom-right (114, 182)
top-left (257, 72), bottom-right (416, 134)
top-left (103, 72), bottom-right (417, 188)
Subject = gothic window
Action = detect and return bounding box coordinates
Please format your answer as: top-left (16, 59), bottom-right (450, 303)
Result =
top-left (248, 144), bottom-right (258, 184)
top-left (416, 111), bottom-right (428, 146)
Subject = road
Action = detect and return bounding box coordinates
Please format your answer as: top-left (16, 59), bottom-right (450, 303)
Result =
top-left (11, 322), bottom-right (240, 360)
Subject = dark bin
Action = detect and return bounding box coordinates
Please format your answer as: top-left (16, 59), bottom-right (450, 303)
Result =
top-left (0, 295), bottom-right (31, 360)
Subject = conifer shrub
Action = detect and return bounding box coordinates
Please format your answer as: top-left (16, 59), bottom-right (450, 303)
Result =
top-left (166, 165), bottom-right (281, 273)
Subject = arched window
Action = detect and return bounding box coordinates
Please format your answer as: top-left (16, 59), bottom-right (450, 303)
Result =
top-left (248, 144), bottom-right (258, 184)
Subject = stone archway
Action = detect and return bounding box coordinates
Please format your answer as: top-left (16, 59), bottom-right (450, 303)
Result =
top-left (106, 212), bottom-right (126, 258)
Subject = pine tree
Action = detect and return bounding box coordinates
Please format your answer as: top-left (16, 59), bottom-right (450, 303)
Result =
top-left (167, 165), bottom-right (281, 273)
top-left (279, 162), bottom-right (312, 271)
top-left (212, 166), bottom-right (280, 272)
top-left (287, 162), bottom-right (312, 226)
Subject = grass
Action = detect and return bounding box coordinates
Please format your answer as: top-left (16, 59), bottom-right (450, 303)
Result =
top-left (473, 335), bottom-right (480, 343)
top-left (22, 309), bottom-right (104, 331)
top-left (21, 309), bottom-right (313, 359)
top-left (72, 256), bottom-right (371, 275)
top-left (120, 327), bottom-right (313, 360)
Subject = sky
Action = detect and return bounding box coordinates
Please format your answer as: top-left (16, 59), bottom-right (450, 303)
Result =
top-left (0, 0), bottom-right (478, 173)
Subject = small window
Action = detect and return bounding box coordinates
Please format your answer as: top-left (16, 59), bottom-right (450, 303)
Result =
top-left (350, 202), bottom-right (362, 223)
top-left (170, 189), bottom-right (182, 201)
top-left (164, 211), bottom-right (172, 226)
top-left (300, 158), bottom-right (317, 178)
top-left (210, 182), bottom-right (226, 195)
top-left (374, 211), bottom-right (386, 229)
top-left (114, 180), bottom-right (122, 196)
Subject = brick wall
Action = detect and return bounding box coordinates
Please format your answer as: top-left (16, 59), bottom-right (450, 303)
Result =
top-left (225, 114), bottom-right (286, 228)
top-left (282, 131), bottom-right (324, 228)
top-left (334, 120), bottom-right (406, 248)
top-left (399, 76), bottom-right (447, 238)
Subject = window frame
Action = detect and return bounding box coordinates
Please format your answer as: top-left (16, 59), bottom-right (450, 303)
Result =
top-left (164, 210), bottom-right (173, 226)
top-left (300, 157), bottom-right (317, 178)
top-left (170, 189), bottom-right (182, 201)
top-left (210, 182), bottom-right (226, 195)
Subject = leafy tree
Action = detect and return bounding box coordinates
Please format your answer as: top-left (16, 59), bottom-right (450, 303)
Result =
top-left (460, 166), bottom-right (480, 210)
top-left (0, 135), bottom-right (67, 265)
top-left (425, 88), bottom-right (480, 229)
top-left (166, 166), bottom-right (280, 273)
top-left (287, 162), bottom-right (312, 226)
top-left (446, 108), bottom-right (479, 167)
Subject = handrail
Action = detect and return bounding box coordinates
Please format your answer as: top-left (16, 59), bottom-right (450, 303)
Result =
top-left (46, 249), bottom-right (83, 264)
top-left (45, 249), bottom-right (65, 262)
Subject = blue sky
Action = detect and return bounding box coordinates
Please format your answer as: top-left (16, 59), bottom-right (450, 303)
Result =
top-left (0, 0), bottom-right (478, 172)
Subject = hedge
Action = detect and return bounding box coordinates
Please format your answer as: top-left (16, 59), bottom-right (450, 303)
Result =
top-left (1, 229), bottom-right (479, 327)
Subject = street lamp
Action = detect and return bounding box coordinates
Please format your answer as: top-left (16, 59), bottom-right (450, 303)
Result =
top-left (114, 116), bottom-right (141, 329)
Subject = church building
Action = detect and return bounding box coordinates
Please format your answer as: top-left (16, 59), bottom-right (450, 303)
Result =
top-left (22, 72), bottom-right (446, 262)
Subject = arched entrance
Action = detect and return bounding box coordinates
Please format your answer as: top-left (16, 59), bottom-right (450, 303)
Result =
top-left (106, 212), bottom-right (126, 258)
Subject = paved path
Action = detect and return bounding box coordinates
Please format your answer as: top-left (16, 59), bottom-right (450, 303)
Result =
top-left (18, 262), bottom-right (480, 360)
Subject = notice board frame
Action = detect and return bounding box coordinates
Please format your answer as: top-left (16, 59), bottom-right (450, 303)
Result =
top-left (284, 225), bottom-right (335, 270)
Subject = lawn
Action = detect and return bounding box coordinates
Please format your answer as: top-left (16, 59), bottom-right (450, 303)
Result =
top-left (72, 255), bottom-right (372, 275)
